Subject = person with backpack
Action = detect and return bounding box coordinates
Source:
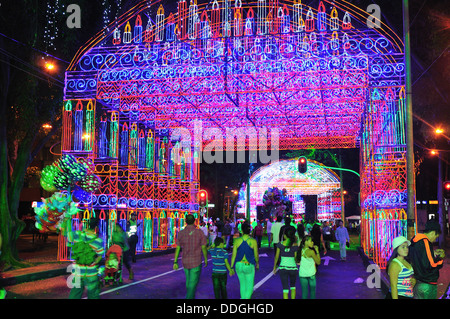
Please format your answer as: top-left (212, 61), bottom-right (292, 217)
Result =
top-left (65, 218), bottom-right (105, 299)
top-left (222, 220), bottom-right (232, 250)
top-left (253, 220), bottom-right (263, 249)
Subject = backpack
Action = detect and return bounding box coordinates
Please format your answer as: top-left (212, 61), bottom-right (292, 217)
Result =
top-left (223, 224), bottom-right (232, 236)
top-left (70, 232), bottom-right (97, 265)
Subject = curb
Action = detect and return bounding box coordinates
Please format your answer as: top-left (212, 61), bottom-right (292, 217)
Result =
top-left (0, 248), bottom-right (175, 287)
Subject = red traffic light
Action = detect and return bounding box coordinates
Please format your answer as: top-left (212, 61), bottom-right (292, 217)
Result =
top-left (298, 157), bottom-right (307, 173)
top-left (198, 190), bottom-right (208, 207)
top-left (444, 181), bottom-right (450, 199)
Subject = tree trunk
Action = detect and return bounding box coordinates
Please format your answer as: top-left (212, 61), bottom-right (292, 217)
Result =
top-left (0, 36), bottom-right (29, 268)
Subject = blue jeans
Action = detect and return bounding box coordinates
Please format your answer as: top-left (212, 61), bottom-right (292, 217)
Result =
top-left (339, 241), bottom-right (347, 259)
top-left (212, 273), bottom-right (228, 299)
top-left (184, 265), bottom-right (202, 299)
top-left (235, 262), bottom-right (255, 299)
top-left (299, 275), bottom-right (316, 299)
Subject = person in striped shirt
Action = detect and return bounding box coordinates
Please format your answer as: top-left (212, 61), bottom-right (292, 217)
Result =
top-left (208, 237), bottom-right (234, 299)
top-left (66, 218), bottom-right (105, 299)
top-left (386, 236), bottom-right (416, 299)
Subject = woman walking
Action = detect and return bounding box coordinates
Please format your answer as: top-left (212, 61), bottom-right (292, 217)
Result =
top-left (231, 223), bottom-right (259, 299)
top-left (273, 227), bottom-right (299, 299)
top-left (297, 235), bottom-right (321, 299)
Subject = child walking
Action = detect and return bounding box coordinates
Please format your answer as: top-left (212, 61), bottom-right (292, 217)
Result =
top-left (209, 237), bottom-right (234, 299)
top-left (297, 235), bottom-right (321, 299)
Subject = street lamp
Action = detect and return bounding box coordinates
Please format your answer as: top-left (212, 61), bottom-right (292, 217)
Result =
top-left (430, 128), bottom-right (447, 246)
top-left (44, 62), bottom-right (55, 71)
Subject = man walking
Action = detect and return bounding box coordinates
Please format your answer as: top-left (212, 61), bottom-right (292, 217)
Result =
top-left (173, 214), bottom-right (208, 299)
top-left (409, 220), bottom-right (445, 299)
top-left (270, 215), bottom-right (283, 249)
top-left (335, 220), bottom-right (349, 261)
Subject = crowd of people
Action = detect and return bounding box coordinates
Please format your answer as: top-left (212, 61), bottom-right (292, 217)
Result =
top-left (2, 212), bottom-right (444, 300)
top-left (174, 215), bottom-right (446, 300)
top-left (174, 214), bottom-right (354, 300)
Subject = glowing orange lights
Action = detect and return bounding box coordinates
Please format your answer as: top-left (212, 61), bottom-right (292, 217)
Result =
top-left (44, 62), bottom-right (55, 71)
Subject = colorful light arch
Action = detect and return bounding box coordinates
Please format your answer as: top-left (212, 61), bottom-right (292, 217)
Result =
top-left (236, 158), bottom-right (342, 222)
top-left (62, 0), bottom-right (411, 268)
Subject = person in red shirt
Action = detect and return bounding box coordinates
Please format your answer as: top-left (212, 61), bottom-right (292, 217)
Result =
top-left (173, 214), bottom-right (208, 299)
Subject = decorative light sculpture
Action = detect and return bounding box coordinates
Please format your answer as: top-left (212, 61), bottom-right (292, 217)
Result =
top-left (62, 0), bottom-right (409, 268)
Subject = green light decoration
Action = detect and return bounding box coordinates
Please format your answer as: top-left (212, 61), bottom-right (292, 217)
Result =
top-left (146, 130), bottom-right (154, 170)
top-left (37, 154), bottom-right (102, 232)
top-left (84, 102), bottom-right (94, 151)
top-left (64, 100), bottom-right (72, 111)
top-left (143, 212), bottom-right (152, 252)
top-left (109, 112), bottom-right (118, 158)
top-left (130, 123), bottom-right (138, 165)
top-left (40, 165), bottom-right (59, 192)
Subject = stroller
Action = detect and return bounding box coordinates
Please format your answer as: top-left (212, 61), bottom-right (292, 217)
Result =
top-left (103, 244), bottom-right (123, 286)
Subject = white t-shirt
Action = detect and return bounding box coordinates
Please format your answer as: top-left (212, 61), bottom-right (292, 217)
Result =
top-left (271, 222), bottom-right (283, 244)
top-left (299, 248), bottom-right (316, 277)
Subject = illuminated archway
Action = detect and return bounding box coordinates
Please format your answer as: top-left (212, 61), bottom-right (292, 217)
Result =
top-left (236, 159), bottom-right (342, 222)
top-left (62, 0), bottom-right (410, 268)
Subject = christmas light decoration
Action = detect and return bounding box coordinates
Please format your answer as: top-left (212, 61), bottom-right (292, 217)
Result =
top-left (237, 158), bottom-right (341, 221)
top-left (61, 0), bottom-right (409, 268)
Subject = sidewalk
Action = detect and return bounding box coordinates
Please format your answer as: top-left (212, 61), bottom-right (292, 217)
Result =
top-left (0, 233), bottom-right (174, 287)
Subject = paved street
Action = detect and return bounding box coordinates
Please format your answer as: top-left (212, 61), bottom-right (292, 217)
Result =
top-left (3, 241), bottom-right (384, 299)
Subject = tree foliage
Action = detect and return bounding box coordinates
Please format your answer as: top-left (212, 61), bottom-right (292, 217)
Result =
top-left (0, 0), bottom-right (106, 268)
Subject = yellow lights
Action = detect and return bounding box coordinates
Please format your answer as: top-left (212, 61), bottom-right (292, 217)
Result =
top-left (430, 149), bottom-right (438, 155)
top-left (42, 123), bottom-right (52, 129)
top-left (435, 128), bottom-right (444, 134)
top-left (44, 62), bottom-right (55, 71)
top-left (82, 133), bottom-right (91, 140)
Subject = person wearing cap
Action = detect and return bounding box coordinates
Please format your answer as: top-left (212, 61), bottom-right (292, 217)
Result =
top-left (386, 236), bottom-right (415, 299)
top-left (408, 220), bottom-right (445, 299)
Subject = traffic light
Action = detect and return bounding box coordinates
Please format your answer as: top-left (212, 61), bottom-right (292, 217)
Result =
top-left (444, 181), bottom-right (450, 199)
top-left (298, 157), bottom-right (307, 173)
top-left (198, 190), bottom-right (208, 207)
